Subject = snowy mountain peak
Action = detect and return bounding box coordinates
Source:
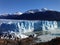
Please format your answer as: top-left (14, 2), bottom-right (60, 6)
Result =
top-left (25, 9), bottom-right (40, 13)
top-left (0, 13), bottom-right (10, 16)
top-left (13, 12), bottom-right (22, 15)
top-left (41, 8), bottom-right (48, 11)
top-left (40, 8), bottom-right (54, 12)
top-left (25, 8), bottom-right (51, 14)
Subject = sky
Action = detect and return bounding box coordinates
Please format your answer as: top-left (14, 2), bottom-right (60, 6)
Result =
top-left (0, 0), bottom-right (60, 14)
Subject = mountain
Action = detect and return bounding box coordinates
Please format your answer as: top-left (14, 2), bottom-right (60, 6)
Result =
top-left (13, 12), bottom-right (22, 15)
top-left (25, 9), bottom-right (40, 13)
top-left (0, 9), bottom-right (60, 21)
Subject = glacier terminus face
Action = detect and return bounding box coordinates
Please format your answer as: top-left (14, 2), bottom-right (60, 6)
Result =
top-left (0, 19), bottom-right (60, 38)
top-left (0, 19), bottom-right (58, 33)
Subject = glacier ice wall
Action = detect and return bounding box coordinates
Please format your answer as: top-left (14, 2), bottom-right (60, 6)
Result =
top-left (0, 19), bottom-right (59, 33)
top-left (34, 21), bottom-right (58, 31)
top-left (0, 20), bottom-right (34, 33)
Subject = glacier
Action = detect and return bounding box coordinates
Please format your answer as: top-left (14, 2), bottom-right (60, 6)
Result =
top-left (0, 19), bottom-right (58, 33)
top-left (0, 19), bottom-right (59, 38)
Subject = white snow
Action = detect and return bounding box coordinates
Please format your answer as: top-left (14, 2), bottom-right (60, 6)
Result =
top-left (14, 12), bottom-right (22, 15)
top-left (41, 8), bottom-right (48, 11)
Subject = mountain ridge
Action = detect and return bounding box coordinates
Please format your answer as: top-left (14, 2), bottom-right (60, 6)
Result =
top-left (0, 9), bottom-right (60, 21)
